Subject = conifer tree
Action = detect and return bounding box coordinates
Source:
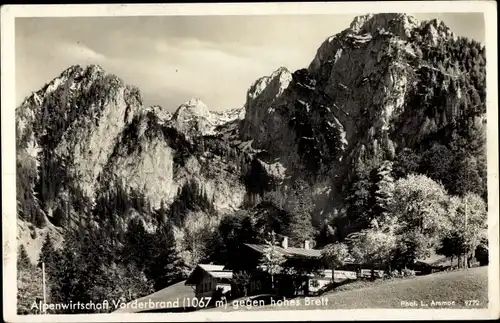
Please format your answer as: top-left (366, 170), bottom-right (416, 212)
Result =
top-left (283, 179), bottom-right (315, 246)
top-left (122, 217), bottom-right (154, 271)
top-left (18, 244), bottom-right (32, 270)
top-left (368, 161), bottom-right (395, 222)
top-left (146, 221), bottom-right (185, 290)
top-left (38, 234), bottom-right (61, 288)
top-left (346, 174), bottom-right (372, 230)
top-left (49, 245), bottom-right (81, 313)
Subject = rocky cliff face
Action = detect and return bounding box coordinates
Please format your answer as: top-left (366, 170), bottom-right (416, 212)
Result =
top-left (102, 108), bottom-right (246, 211)
top-left (16, 65), bottom-right (143, 199)
top-left (16, 13), bottom-right (486, 262)
top-left (240, 13), bottom-right (485, 212)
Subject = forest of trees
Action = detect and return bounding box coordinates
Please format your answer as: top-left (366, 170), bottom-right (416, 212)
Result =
top-left (324, 172), bottom-right (488, 280)
top-left (18, 208), bottom-right (186, 313)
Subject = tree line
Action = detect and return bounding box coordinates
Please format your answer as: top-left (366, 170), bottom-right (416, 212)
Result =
top-left (322, 170), bottom-right (487, 281)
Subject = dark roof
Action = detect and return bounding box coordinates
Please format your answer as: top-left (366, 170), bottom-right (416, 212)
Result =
top-left (244, 243), bottom-right (323, 259)
top-left (185, 264), bottom-right (233, 285)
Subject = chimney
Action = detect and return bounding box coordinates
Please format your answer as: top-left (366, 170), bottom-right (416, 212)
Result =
top-left (281, 236), bottom-right (288, 249)
top-left (304, 240), bottom-right (310, 250)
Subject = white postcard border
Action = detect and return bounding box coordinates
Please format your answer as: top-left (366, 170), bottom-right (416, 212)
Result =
top-left (2, 1), bottom-right (498, 322)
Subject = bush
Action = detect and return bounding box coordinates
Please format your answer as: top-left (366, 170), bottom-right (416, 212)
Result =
top-left (475, 244), bottom-right (488, 266)
top-left (389, 270), bottom-right (402, 278)
top-left (52, 205), bottom-right (67, 227)
top-left (401, 268), bottom-right (416, 277)
top-left (30, 228), bottom-right (37, 239)
top-left (17, 265), bottom-right (43, 314)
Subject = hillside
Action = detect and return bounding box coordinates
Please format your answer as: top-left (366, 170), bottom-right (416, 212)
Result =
top-left (203, 266), bottom-right (488, 311)
top-left (15, 13), bottom-right (488, 314)
top-left (113, 281), bottom-right (194, 313)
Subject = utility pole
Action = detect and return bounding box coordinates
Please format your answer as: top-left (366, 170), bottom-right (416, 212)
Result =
top-left (465, 199), bottom-right (468, 229)
top-left (42, 262), bottom-right (47, 314)
top-left (465, 172), bottom-right (469, 269)
top-left (66, 193), bottom-right (69, 227)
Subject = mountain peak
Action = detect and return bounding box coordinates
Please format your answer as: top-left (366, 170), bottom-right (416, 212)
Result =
top-left (143, 105), bottom-right (173, 124)
top-left (421, 18), bottom-right (456, 44)
top-left (174, 98), bottom-right (210, 117)
top-left (247, 67), bottom-right (292, 102)
top-left (170, 98), bottom-right (211, 134)
top-left (349, 13), bottom-right (421, 38)
top-left (183, 98), bottom-right (207, 108)
top-left (58, 64), bottom-right (104, 78)
top-left (87, 64), bottom-right (105, 73)
top-left (60, 64), bottom-right (83, 75)
top-left (270, 66), bottom-right (291, 78)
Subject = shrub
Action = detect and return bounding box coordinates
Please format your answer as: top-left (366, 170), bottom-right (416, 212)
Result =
top-left (389, 270), bottom-right (402, 278)
top-left (401, 268), bottom-right (416, 277)
top-left (475, 244), bottom-right (488, 266)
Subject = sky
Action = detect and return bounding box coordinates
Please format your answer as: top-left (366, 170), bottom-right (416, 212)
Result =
top-left (15, 13), bottom-right (485, 112)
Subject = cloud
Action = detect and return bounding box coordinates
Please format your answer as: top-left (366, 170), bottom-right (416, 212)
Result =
top-left (56, 42), bottom-right (107, 62)
top-left (96, 36), bottom-right (295, 111)
top-left (152, 36), bottom-right (306, 69)
top-left (100, 35), bottom-right (309, 110)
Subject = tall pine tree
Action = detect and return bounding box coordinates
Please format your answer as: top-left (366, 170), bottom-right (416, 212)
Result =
top-left (368, 161), bottom-right (395, 222)
top-left (145, 221), bottom-right (185, 291)
top-left (283, 179), bottom-right (315, 247)
top-left (38, 234), bottom-right (62, 291)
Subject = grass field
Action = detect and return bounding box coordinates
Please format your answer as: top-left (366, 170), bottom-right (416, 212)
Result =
top-left (205, 266), bottom-right (488, 311)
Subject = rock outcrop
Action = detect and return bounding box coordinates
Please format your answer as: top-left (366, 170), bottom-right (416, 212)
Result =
top-left (16, 64), bottom-right (143, 199)
top-left (169, 98), bottom-right (244, 138)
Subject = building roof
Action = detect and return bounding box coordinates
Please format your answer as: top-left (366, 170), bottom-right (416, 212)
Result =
top-left (207, 270), bottom-right (234, 279)
top-left (185, 264), bottom-right (233, 285)
top-left (198, 264), bottom-right (225, 272)
top-left (244, 243), bottom-right (323, 259)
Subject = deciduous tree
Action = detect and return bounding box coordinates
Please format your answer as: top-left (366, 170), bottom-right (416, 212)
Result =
top-left (439, 192), bottom-right (487, 267)
top-left (321, 242), bottom-right (350, 283)
top-left (347, 217), bottom-right (398, 279)
top-left (391, 174), bottom-right (449, 238)
top-left (390, 175), bottom-right (450, 268)
top-left (258, 232), bottom-right (286, 292)
top-left (232, 271), bottom-right (251, 297)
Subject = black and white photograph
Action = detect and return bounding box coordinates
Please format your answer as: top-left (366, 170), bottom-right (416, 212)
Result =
top-left (2, 2), bottom-right (498, 321)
